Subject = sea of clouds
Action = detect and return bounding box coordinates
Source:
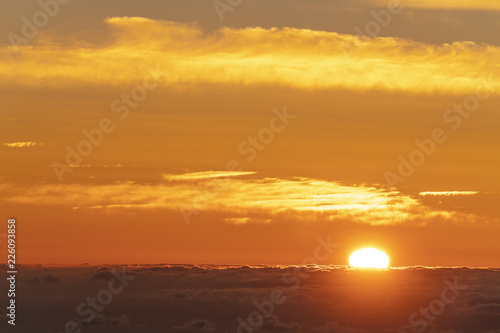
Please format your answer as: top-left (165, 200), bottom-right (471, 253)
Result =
top-left (3, 264), bottom-right (500, 333)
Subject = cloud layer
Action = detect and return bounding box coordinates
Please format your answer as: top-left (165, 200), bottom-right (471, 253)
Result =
top-left (10, 264), bottom-right (500, 332)
top-left (2, 17), bottom-right (498, 94)
top-left (0, 172), bottom-right (485, 226)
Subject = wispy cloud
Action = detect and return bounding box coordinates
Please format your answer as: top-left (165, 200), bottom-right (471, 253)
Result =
top-left (419, 191), bottom-right (479, 196)
top-left (3, 142), bottom-right (43, 148)
top-left (162, 171), bottom-right (256, 181)
top-left (0, 172), bottom-right (473, 226)
top-left (71, 164), bottom-right (123, 168)
top-left (2, 17), bottom-right (498, 94)
top-left (224, 217), bottom-right (272, 225)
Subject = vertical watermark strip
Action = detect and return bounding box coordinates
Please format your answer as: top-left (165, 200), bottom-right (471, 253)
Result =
top-left (6, 218), bottom-right (17, 326)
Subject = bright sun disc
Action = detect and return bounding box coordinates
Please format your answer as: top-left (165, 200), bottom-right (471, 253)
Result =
top-left (349, 248), bottom-right (389, 268)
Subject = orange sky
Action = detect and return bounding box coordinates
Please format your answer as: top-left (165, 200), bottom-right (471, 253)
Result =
top-left (1, 0), bottom-right (499, 266)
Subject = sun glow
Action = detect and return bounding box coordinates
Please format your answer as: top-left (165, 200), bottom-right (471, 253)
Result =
top-left (349, 248), bottom-right (390, 268)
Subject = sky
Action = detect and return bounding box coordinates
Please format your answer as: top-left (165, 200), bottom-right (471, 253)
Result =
top-left (0, 0), bottom-right (499, 266)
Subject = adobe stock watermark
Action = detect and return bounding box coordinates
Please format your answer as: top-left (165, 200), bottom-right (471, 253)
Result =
top-left (178, 106), bottom-right (296, 224)
top-left (399, 277), bottom-right (467, 333)
top-left (341, 0), bottom-right (403, 58)
top-left (51, 65), bottom-right (166, 182)
top-left (7, 0), bottom-right (72, 52)
top-left (56, 268), bottom-right (136, 333)
top-left (213, 0), bottom-right (244, 21)
top-left (385, 75), bottom-right (495, 186)
top-left (236, 235), bottom-right (339, 333)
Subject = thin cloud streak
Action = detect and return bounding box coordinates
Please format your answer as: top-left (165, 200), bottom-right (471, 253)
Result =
top-left (162, 171), bottom-right (256, 181)
top-left (419, 191), bottom-right (480, 196)
top-left (3, 141), bottom-right (43, 148)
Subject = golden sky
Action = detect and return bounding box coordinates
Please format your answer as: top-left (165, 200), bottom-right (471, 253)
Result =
top-left (1, 0), bottom-right (499, 266)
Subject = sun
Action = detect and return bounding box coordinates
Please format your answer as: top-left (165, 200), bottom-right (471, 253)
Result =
top-left (349, 248), bottom-right (390, 268)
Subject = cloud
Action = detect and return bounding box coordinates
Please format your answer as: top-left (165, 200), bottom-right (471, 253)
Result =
top-left (474, 303), bottom-right (500, 316)
top-left (417, 191), bottom-right (500, 221)
top-left (0, 173), bottom-right (464, 226)
top-left (82, 313), bottom-right (131, 327)
top-left (419, 191), bottom-right (479, 196)
top-left (65, 164), bottom-right (124, 168)
top-left (42, 274), bottom-right (60, 283)
top-left (224, 217), bottom-right (272, 225)
top-left (3, 141), bottom-right (43, 148)
top-left (91, 270), bottom-right (116, 281)
top-left (256, 315), bottom-right (302, 333)
top-left (5, 264), bottom-right (500, 332)
top-left (2, 17), bottom-right (498, 94)
top-left (163, 171), bottom-right (256, 181)
top-left (309, 321), bottom-right (370, 333)
top-left (25, 274), bottom-right (60, 283)
top-left (367, 0), bottom-right (500, 10)
top-left (174, 319), bottom-right (217, 331)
